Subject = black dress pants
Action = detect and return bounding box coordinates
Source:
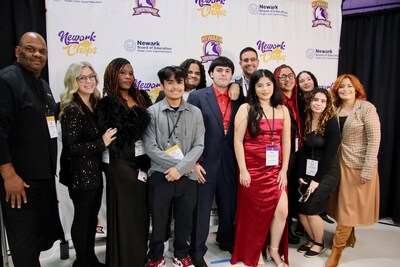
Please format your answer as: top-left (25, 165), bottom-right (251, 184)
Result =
top-left (0, 178), bottom-right (63, 267)
top-left (69, 186), bottom-right (103, 265)
top-left (148, 172), bottom-right (197, 260)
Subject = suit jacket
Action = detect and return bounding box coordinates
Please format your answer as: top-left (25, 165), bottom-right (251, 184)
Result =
top-left (234, 76), bottom-right (247, 98)
top-left (187, 85), bottom-right (244, 183)
top-left (0, 62), bottom-right (57, 180)
top-left (338, 99), bottom-right (380, 179)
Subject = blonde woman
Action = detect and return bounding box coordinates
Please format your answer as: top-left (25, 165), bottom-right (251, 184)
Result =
top-left (59, 62), bottom-right (116, 267)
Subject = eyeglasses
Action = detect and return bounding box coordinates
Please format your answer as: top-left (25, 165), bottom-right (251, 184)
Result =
top-left (298, 185), bottom-right (310, 203)
top-left (77, 73), bottom-right (97, 83)
top-left (278, 73), bottom-right (295, 81)
top-left (241, 57), bottom-right (258, 63)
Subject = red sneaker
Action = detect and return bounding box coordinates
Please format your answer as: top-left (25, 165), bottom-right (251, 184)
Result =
top-left (145, 257), bottom-right (166, 267)
top-left (172, 256), bottom-right (195, 267)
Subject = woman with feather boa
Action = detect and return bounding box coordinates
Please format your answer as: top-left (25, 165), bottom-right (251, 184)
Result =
top-left (96, 58), bottom-right (152, 267)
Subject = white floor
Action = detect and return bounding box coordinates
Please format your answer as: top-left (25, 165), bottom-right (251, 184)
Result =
top-left (4, 220), bottom-right (400, 267)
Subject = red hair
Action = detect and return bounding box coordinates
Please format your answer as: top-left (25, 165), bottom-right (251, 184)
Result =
top-left (331, 74), bottom-right (367, 107)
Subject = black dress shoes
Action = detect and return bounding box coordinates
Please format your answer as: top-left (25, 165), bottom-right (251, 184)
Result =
top-left (192, 257), bottom-right (208, 267)
top-left (320, 212), bottom-right (335, 224)
top-left (218, 244), bottom-right (234, 254)
top-left (288, 227), bottom-right (300, 244)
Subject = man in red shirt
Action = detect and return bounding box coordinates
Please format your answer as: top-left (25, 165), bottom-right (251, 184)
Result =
top-left (187, 57), bottom-right (244, 267)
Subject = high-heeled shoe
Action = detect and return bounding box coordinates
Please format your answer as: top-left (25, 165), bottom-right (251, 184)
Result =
top-left (266, 246), bottom-right (288, 267)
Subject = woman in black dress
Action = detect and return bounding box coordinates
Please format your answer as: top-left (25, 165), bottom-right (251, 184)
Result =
top-left (59, 61), bottom-right (116, 267)
top-left (296, 88), bottom-right (340, 258)
top-left (96, 58), bottom-right (151, 267)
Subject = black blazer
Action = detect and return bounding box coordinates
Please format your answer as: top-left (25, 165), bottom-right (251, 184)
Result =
top-left (0, 62), bottom-right (57, 180)
top-left (59, 96), bottom-right (105, 190)
top-left (187, 86), bottom-right (244, 183)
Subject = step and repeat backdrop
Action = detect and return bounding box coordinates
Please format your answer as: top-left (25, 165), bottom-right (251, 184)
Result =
top-left (45, 0), bottom-right (342, 239)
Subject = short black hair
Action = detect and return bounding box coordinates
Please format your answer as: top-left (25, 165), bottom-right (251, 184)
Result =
top-left (239, 47), bottom-right (258, 60)
top-left (157, 66), bottom-right (187, 84)
top-left (208, 56), bottom-right (234, 76)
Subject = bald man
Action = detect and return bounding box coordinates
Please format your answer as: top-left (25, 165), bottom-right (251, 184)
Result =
top-left (0, 32), bottom-right (63, 267)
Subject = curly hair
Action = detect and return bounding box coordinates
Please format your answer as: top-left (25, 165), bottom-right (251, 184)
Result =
top-left (180, 58), bottom-right (207, 89)
top-left (247, 69), bottom-right (283, 139)
top-left (303, 88), bottom-right (335, 137)
top-left (331, 74), bottom-right (367, 107)
top-left (59, 61), bottom-right (100, 120)
top-left (103, 57), bottom-right (149, 108)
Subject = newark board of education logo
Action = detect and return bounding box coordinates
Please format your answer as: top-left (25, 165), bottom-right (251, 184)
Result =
top-left (200, 35), bottom-right (222, 63)
top-left (58, 31), bottom-right (97, 56)
top-left (248, 3), bottom-right (288, 17)
top-left (312, 1), bottom-right (331, 28)
top-left (133, 0), bottom-right (160, 17)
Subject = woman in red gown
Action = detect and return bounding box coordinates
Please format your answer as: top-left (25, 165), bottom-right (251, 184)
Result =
top-left (231, 69), bottom-right (291, 267)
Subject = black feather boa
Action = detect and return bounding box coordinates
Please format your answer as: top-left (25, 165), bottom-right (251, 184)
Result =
top-left (96, 95), bottom-right (151, 160)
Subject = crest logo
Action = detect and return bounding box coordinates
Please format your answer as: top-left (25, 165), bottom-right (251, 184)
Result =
top-left (200, 35), bottom-right (222, 63)
top-left (58, 31), bottom-right (97, 56)
top-left (312, 1), bottom-right (331, 28)
top-left (133, 0), bottom-right (160, 17)
top-left (195, 0), bottom-right (227, 18)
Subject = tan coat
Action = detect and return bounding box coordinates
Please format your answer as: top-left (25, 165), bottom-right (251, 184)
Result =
top-left (328, 99), bottom-right (381, 226)
top-left (338, 99), bottom-right (381, 179)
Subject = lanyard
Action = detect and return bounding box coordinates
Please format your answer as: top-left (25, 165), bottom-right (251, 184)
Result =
top-left (261, 107), bottom-right (275, 145)
top-left (221, 98), bottom-right (231, 120)
top-left (167, 110), bottom-right (183, 146)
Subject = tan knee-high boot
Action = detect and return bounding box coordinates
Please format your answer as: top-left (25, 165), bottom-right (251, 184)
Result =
top-left (326, 225), bottom-right (353, 267)
top-left (346, 227), bottom-right (356, 248)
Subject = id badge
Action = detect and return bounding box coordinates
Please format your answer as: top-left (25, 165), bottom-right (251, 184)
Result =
top-left (295, 137), bottom-right (299, 152)
top-left (165, 144), bottom-right (184, 160)
top-left (137, 169), bottom-right (148, 182)
top-left (102, 149), bottom-right (110, 164)
top-left (306, 159), bottom-right (318, 176)
top-left (46, 116), bottom-right (58, 139)
top-left (266, 146), bottom-right (279, 166)
top-left (135, 140), bottom-right (145, 157)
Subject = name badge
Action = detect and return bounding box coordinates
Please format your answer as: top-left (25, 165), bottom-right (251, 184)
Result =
top-left (135, 140), bottom-right (145, 157)
top-left (266, 146), bottom-right (279, 166)
top-left (102, 149), bottom-right (110, 164)
top-left (306, 159), bottom-right (318, 176)
top-left (46, 116), bottom-right (58, 139)
top-left (295, 137), bottom-right (299, 152)
top-left (137, 169), bottom-right (148, 182)
top-left (165, 144), bottom-right (184, 160)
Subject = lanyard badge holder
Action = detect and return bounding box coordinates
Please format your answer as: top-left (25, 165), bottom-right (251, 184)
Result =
top-left (262, 108), bottom-right (279, 166)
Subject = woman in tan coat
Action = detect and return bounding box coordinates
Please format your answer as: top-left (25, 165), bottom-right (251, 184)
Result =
top-left (326, 74), bottom-right (380, 267)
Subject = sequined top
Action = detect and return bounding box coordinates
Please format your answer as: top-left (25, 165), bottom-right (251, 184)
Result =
top-left (59, 99), bottom-right (105, 190)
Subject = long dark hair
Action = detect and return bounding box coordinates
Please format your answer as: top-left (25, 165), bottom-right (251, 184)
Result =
top-left (247, 69), bottom-right (283, 139)
top-left (180, 58), bottom-right (207, 89)
top-left (304, 88), bottom-right (335, 137)
top-left (103, 57), bottom-right (149, 108)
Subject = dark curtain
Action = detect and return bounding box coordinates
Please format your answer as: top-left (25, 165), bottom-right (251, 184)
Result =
top-left (0, 0), bottom-right (48, 80)
top-left (338, 8), bottom-right (400, 223)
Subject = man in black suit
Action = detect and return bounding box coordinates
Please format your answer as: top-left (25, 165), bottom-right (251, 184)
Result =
top-left (234, 47), bottom-right (259, 97)
top-left (188, 56), bottom-right (244, 267)
top-left (0, 32), bottom-right (63, 267)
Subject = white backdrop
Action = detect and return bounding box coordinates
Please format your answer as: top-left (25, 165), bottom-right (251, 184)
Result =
top-left (45, 0), bottom-right (342, 239)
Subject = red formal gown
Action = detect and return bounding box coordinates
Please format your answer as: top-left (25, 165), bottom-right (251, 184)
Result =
top-left (231, 119), bottom-right (289, 266)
